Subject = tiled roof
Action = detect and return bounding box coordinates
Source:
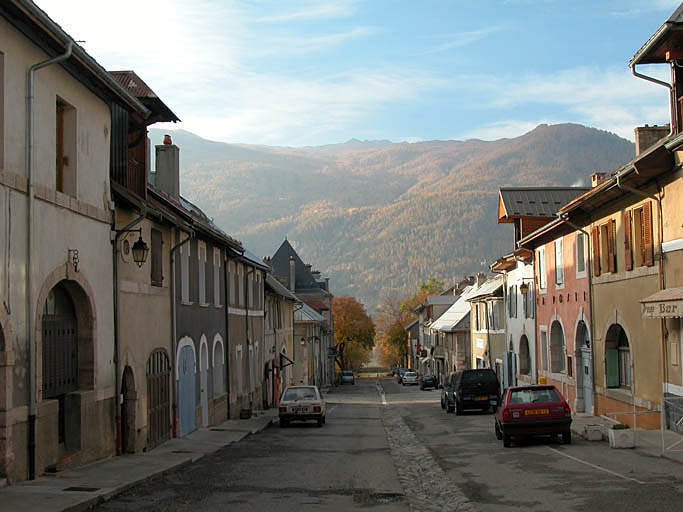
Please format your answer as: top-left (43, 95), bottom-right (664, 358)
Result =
top-left (109, 70), bottom-right (180, 123)
top-left (499, 187), bottom-right (590, 219)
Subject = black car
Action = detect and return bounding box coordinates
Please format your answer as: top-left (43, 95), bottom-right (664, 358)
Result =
top-left (441, 369), bottom-right (500, 414)
top-left (420, 374), bottom-right (438, 390)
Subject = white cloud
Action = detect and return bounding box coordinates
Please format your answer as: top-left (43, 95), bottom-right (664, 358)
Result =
top-left (253, 0), bottom-right (359, 23)
top-left (422, 26), bottom-right (508, 54)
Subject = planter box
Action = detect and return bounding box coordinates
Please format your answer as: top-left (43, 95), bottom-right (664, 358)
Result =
top-left (584, 424), bottom-right (604, 441)
top-left (608, 428), bottom-right (634, 448)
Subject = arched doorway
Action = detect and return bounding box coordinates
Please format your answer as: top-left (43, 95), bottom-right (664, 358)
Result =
top-left (550, 321), bottom-right (565, 373)
top-left (519, 335), bottom-right (531, 376)
top-left (147, 349), bottom-right (171, 450)
top-left (177, 340), bottom-right (196, 437)
top-left (605, 324), bottom-right (631, 389)
top-left (576, 321), bottom-right (592, 413)
top-left (121, 366), bottom-right (136, 453)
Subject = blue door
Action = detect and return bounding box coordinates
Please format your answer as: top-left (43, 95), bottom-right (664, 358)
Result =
top-left (178, 345), bottom-right (196, 437)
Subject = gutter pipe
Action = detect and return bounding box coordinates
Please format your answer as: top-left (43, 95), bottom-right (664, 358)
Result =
top-left (112, 211), bottom-right (146, 455)
top-left (26, 40), bottom-right (73, 480)
top-left (630, 64), bottom-right (673, 137)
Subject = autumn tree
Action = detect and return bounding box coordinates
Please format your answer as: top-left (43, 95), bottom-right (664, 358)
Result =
top-left (332, 296), bottom-right (375, 371)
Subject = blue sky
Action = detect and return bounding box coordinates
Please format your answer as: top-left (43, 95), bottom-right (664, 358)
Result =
top-left (39, 0), bottom-right (680, 146)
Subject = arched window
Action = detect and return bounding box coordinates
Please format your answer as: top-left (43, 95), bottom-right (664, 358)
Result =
top-left (550, 321), bottom-right (565, 373)
top-left (519, 335), bottom-right (531, 375)
top-left (606, 324), bottom-right (631, 388)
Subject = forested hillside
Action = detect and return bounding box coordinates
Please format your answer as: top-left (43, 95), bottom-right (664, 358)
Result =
top-left (150, 124), bottom-right (634, 312)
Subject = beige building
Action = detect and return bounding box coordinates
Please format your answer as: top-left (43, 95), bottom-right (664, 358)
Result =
top-left (0, 1), bottom-right (149, 481)
top-left (264, 274), bottom-right (296, 405)
top-left (467, 275), bottom-right (505, 381)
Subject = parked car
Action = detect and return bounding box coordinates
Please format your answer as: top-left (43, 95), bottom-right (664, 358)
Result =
top-left (420, 374), bottom-right (438, 390)
top-left (401, 371), bottom-right (419, 386)
top-left (396, 368), bottom-right (410, 383)
top-left (278, 385), bottom-right (326, 427)
top-left (446, 369), bottom-right (500, 414)
top-left (341, 370), bottom-right (355, 385)
top-left (494, 385), bottom-right (571, 447)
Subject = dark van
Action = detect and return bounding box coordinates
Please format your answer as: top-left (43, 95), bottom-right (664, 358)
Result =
top-left (441, 369), bottom-right (500, 414)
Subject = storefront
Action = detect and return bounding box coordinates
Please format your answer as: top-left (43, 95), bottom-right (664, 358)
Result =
top-left (641, 287), bottom-right (683, 433)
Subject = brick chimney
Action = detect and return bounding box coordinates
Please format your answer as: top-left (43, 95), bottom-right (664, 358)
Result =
top-left (476, 272), bottom-right (487, 288)
top-left (635, 124), bottom-right (670, 156)
top-left (591, 172), bottom-right (609, 188)
top-left (155, 136), bottom-right (180, 199)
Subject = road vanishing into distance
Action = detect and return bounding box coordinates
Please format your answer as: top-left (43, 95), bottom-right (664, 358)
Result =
top-left (95, 378), bottom-right (683, 511)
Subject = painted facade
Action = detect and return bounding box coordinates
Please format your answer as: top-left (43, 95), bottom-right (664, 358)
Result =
top-left (467, 275), bottom-right (505, 382)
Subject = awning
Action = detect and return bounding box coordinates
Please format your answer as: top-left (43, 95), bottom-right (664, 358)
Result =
top-left (640, 287), bottom-right (683, 318)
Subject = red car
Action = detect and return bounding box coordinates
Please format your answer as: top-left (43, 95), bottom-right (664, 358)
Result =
top-left (494, 385), bottom-right (571, 447)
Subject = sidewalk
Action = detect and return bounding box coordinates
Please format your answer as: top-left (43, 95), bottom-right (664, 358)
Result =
top-left (571, 413), bottom-right (683, 465)
top-left (0, 409), bottom-right (278, 512)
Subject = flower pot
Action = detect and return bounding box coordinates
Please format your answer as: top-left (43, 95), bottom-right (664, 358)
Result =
top-left (608, 428), bottom-right (634, 448)
top-left (584, 424), bottom-right (603, 441)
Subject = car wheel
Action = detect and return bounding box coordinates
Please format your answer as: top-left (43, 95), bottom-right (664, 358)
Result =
top-left (562, 431), bottom-right (571, 444)
top-left (322, 415), bottom-right (326, 425)
top-left (503, 434), bottom-right (511, 447)
top-left (317, 418), bottom-right (323, 427)
top-left (447, 404), bottom-right (455, 413)
top-left (440, 397), bottom-right (446, 409)
top-left (455, 402), bottom-right (463, 416)
top-left (495, 421), bottom-right (503, 440)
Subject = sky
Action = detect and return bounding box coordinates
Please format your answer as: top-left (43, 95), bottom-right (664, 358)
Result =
top-left (37, 0), bottom-right (681, 146)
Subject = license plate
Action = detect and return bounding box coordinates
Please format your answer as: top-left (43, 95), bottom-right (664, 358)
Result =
top-left (293, 407), bottom-right (309, 413)
top-left (489, 400), bottom-right (497, 405)
top-left (524, 409), bottom-right (549, 415)
top-left (474, 396), bottom-right (488, 401)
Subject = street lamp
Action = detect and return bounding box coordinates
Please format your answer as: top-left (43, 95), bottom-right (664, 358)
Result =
top-left (131, 233), bottom-right (149, 268)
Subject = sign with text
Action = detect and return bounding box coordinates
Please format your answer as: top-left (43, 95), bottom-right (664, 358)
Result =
top-left (642, 300), bottom-right (683, 318)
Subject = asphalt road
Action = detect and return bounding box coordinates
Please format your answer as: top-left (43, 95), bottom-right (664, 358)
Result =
top-left (94, 378), bottom-right (683, 511)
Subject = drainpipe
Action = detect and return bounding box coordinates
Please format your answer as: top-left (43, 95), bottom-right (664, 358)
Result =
top-left (112, 211), bottom-right (146, 455)
top-left (223, 255), bottom-right (231, 417)
top-left (559, 213), bottom-right (595, 414)
top-left (26, 41), bottom-right (73, 480)
top-left (615, 172), bottom-right (669, 441)
top-left (630, 64), bottom-right (673, 137)
top-left (170, 228), bottom-right (193, 436)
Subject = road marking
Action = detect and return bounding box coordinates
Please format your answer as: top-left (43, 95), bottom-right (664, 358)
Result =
top-left (547, 447), bottom-right (646, 484)
top-left (375, 380), bottom-right (387, 405)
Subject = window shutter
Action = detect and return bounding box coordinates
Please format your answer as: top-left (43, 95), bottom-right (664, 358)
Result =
top-left (624, 210), bottom-right (633, 271)
top-left (642, 201), bottom-right (654, 267)
top-left (606, 349), bottom-right (619, 387)
top-left (608, 219), bottom-right (616, 273)
top-left (591, 226), bottom-right (600, 277)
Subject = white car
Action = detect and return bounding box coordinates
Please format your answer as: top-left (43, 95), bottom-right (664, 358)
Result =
top-left (402, 371), bottom-right (419, 386)
top-left (278, 385), bottom-right (326, 427)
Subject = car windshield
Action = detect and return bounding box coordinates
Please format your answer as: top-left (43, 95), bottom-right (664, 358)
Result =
top-left (405, 372), bottom-right (417, 377)
top-left (282, 387), bottom-right (318, 401)
top-left (343, 371), bottom-right (353, 376)
top-left (461, 371), bottom-right (497, 385)
top-left (509, 387), bottom-right (561, 404)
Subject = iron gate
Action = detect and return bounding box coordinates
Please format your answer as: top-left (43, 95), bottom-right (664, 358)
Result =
top-left (146, 349), bottom-right (171, 450)
top-left (42, 316), bottom-right (78, 398)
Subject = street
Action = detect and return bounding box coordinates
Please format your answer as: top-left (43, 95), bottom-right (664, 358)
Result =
top-left (95, 378), bottom-right (683, 511)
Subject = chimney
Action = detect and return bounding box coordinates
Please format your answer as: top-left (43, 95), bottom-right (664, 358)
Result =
top-left (591, 172), bottom-right (609, 188)
top-left (155, 137), bottom-right (180, 199)
top-left (289, 256), bottom-right (296, 292)
top-left (635, 124), bottom-right (670, 156)
top-left (476, 272), bottom-right (487, 287)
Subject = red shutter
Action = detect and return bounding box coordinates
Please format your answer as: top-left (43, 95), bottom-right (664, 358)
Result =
top-left (624, 210), bottom-right (633, 271)
top-left (591, 226), bottom-right (600, 277)
top-left (608, 219), bottom-right (616, 273)
top-left (642, 201), bottom-right (654, 267)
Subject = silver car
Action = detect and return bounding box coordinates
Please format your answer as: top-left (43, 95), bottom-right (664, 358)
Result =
top-left (402, 371), bottom-right (419, 386)
top-left (278, 385), bottom-right (326, 427)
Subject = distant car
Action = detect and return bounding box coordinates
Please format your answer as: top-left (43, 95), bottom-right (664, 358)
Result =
top-left (420, 374), bottom-right (438, 390)
top-left (396, 368), bottom-right (410, 383)
top-left (278, 385), bottom-right (326, 427)
top-left (341, 370), bottom-right (355, 385)
top-left (495, 385), bottom-right (572, 447)
top-left (401, 371), bottom-right (419, 386)
top-left (446, 369), bottom-right (500, 414)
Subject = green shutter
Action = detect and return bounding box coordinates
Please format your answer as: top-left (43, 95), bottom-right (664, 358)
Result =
top-left (606, 349), bottom-right (619, 387)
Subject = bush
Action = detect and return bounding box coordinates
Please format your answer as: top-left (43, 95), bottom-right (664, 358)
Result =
top-left (612, 423), bottom-right (630, 430)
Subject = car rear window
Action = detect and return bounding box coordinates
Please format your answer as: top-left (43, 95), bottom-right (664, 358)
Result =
top-left (283, 387), bottom-right (318, 401)
top-left (405, 372), bottom-right (417, 377)
top-left (343, 371), bottom-right (353, 376)
top-left (461, 370), bottom-right (498, 385)
top-left (509, 387), bottom-right (561, 404)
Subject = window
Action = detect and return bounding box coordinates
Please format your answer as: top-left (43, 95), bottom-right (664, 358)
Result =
top-left (606, 324), bottom-right (631, 389)
top-left (625, 202), bottom-right (654, 270)
top-left (594, 219), bottom-right (616, 276)
top-left (550, 321), bottom-right (565, 373)
top-left (576, 232), bottom-right (586, 275)
top-left (523, 286), bottom-right (534, 319)
top-left (540, 328), bottom-right (548, 371)
top-left (508, 286), bottom-right (518, 318)
top-left (181, 242), bottom-right (190, 303)
top-left (151, 229), bottom-right (163, 286)
top-left (474, 303), bottom-right (480, 331)
top-left (0, 52), bottom-right (4, 169)
top-left (213, 338), bottom-right (225, 396)
top-left (198, 242), bottom-right (207, 305)
top-left (237, 263), bottom-right (244, 306)
top-left (228, 261), bottom-right (236, 305)
top-left (213, 248), bottom-right (221, 305)
top-left (555, 238), bottom-right (564, 285)
top-left (56, 97), bottom-right (77, 196)
top-left (519, 335), bottom-right (531, 375)
top-left (236, 345), bottom-right (243, 394)
top-left (537, 247), bottom-right (547, 290)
